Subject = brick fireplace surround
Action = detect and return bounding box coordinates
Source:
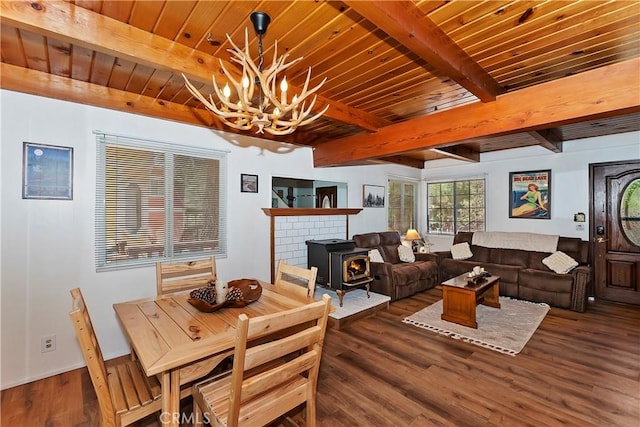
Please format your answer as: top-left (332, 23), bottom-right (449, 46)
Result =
top-left (262, 208), bottom-right (362, 283)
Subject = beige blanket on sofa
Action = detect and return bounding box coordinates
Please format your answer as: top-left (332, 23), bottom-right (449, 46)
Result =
top-left (472, 231), bottom-right (559, 253)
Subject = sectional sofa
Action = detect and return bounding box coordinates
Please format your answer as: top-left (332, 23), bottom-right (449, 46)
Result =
top-left (436, 231), bottom-right (591, 312)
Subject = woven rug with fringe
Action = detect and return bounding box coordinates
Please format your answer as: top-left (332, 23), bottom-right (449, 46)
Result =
top-left (403, 297), bottom-right (550, 356)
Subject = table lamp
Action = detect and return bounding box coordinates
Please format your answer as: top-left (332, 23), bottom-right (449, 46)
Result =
top-left (405, 229), bottom-right (421, 252)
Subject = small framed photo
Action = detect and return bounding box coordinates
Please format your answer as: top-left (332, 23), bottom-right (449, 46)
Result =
top-left (22, 142), bottom-right (73, 200)
top-left (363, 184), bottom-right (385, 208)
top-left (241, 173), bottom-right (258, 193)
top-left (509, 169), bottom-right (551, 219)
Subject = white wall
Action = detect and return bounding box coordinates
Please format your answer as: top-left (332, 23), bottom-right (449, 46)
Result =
top-left (422, 133), bottom-right (640, 251)
top-left (0, 89), bottom-right (419, 389)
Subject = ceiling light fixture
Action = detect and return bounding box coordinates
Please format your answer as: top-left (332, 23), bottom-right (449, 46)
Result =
top-left (183, 11), bottom-right (329, 136)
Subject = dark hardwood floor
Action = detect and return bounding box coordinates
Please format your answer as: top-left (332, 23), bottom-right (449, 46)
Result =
top-left (2, 288), bottom-right (639, 426)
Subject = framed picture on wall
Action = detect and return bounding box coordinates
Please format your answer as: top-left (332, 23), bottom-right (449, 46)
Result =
top-left (22, 142), bottom-right (73, 200)
top-left (509, 169), bottom-right (551, 219)
top-left (241, 173), bottom-right (258, 193)
top-left (363, 184), bottom-right (385, 207)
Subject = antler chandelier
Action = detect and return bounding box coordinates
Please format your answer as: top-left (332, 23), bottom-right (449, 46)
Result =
top-left (183, 12), bottom-right (328, 136)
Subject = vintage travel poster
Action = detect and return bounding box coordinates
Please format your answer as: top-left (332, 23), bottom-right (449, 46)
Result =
top-left (509, 170), bottom-right (551, 219)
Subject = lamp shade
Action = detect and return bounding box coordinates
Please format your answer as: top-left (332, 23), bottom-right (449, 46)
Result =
top-left (405, 229), bottom-right (421, 240)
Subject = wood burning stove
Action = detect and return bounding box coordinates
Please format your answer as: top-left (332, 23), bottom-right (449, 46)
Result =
top-left (306, 239), bottom-right (356, 286)
top-left (307, 239), bottom-right (372, 307)
top-left (330, 248), bottom-right (372, 306)
top-left (330, 249), bottom-right (370, 287)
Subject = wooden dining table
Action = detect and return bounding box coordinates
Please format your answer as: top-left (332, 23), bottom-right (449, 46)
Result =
top-left (113, 281), bottom-right (316, 427)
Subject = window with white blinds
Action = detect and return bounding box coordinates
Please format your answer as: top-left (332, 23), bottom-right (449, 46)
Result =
top-left (95, 133), bottom-right (227, 270)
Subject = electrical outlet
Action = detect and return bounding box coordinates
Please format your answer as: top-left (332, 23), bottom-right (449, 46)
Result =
top-left (41, 335), bottom-right (56, 353)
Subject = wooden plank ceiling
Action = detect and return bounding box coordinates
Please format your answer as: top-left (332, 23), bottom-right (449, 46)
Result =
top-left (1, 0), bottom-right (639, 168)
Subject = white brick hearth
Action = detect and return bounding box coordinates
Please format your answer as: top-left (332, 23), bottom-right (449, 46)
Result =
top-left (273, 215), bottom-right (347, 271)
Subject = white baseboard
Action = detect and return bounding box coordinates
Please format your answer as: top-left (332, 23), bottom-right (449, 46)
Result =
top-left (1, 361), bottom-right (85, 390)
top-left (0, 349), bottom-right (129, 390)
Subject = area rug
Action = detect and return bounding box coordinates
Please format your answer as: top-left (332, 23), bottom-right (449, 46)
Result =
top-left (314, 287), bottom-right (390, 320)
top-left (403, 297), bottom-right (550, 356)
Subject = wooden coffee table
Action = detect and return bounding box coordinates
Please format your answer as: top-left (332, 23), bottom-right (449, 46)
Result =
top-left (441, 273), bottom-right (501, 328)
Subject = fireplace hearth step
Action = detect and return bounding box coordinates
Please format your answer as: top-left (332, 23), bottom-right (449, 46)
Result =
top-left (314, 287), bottom-right (390, 330)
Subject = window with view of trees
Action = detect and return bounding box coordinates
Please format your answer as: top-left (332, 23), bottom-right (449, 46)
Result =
top-left (427, 179), bottom-right (485, 234)
top-left (387, 178), bottom-right (418, 234)
top-left (95, 134), bottom-right (227, 270)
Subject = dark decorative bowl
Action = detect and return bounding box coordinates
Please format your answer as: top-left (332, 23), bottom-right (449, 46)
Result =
top-left (188, 279), bottom-right (263, 312)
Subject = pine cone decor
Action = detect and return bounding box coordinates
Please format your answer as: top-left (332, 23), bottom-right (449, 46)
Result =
top-left (225, 286), bottom-right (243, 302)
top-left (188, 279), bottom-right (262, 312)
top-left (189, 286), bottom-right (216, 304)
top-left (226, 279), bottom-right (262, 306)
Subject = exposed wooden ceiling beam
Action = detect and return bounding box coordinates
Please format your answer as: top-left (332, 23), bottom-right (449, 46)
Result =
top-left (318, 156), bottom-right (426, 168)
top-left (0, 62), bottom-right (317, 145)
top-left (313, 59), bottom-right (640, 167)
top-left (344, 0), bottom-right (502, 102)
top-left (0, 0), bottom-right (390, 132)
top-left (0, 64), bottom-right (216, 127)
top-left (430, 146), bottom-right (480, 162)
top-left (377, 155), bottom-right (426, 169)
top-left (527, 129), bottom-right (563, 153)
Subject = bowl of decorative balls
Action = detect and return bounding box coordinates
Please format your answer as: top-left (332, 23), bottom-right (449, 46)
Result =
top-left (188, 279), bottom-right (263, 312)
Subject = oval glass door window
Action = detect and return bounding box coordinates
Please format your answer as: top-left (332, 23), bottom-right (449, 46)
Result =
top-left (620, 178), bottom-right (640, 246)
top-left (322, 195), bottom-right (331, 208)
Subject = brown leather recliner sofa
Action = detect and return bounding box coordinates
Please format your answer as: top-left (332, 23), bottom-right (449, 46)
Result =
top-left (353, 231), bottom-right (439, 301)
top-left (437, 232), bottom-right (591, 312)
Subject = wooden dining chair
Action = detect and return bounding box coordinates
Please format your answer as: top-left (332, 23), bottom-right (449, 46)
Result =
top-left (156, 256), bottom-right (235, 387)
top-left (274, 259), bottom-right (318, 299)
top-left (156, 256), bottom-right (217, 296)
top-left (69, 288), bottom-right (162, 427)
top-left (192, 293), bottom-right (331, 427)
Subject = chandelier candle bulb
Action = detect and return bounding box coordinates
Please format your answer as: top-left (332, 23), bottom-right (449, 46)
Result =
top-left (280, 77), bottom-right (288, 103)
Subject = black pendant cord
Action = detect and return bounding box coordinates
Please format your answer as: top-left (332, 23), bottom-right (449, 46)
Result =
top-left (250, 11), bottom-right (270, 113)
top-left (256, 33), bottom-right (264, 111)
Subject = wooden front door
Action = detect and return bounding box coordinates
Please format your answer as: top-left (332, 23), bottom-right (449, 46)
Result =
top-left (590, 160), bottom-right (640, 305)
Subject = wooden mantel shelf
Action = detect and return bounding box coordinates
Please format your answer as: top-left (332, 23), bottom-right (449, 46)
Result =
top-left (262, 208), bottom-right (363, 217)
